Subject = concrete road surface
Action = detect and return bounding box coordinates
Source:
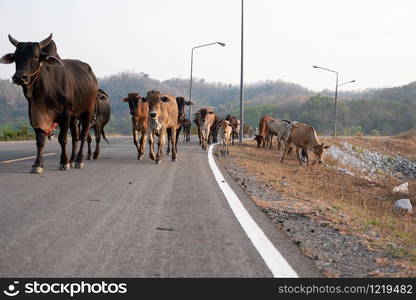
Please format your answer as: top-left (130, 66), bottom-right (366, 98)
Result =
top-left (0, 137), bottom-right (320, 277)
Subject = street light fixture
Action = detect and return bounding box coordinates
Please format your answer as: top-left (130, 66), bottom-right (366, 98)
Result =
top-left (313, 66), bottom-right (355, 138)
top-left (189, 42), bottom-right (226, 122)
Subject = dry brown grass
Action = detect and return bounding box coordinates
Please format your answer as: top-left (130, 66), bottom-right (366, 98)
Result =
top-left (217, 137), bottom-right (416, 273)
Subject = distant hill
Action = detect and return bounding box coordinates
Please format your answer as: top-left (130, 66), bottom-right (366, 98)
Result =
top-left (0, 72), bottom-right (415, 135)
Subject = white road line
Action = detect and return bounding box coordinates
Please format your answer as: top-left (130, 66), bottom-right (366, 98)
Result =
top-left (1, 153), bottom-right (56, 164)
top-left (208, 144), bottom-right (298, 278)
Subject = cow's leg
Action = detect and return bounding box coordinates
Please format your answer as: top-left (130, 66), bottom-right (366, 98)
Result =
top-left (69, 118), bottom-right (78, 168)
top-left (295, 146), bottom-right (303, 165)
top-left (132, 128), bottom-right (141, 159)
top-left (138, 128), bottom-right (146, 160)
top-left (166, 128), bottom-right (171, 155)
top-left (58, 115), bottom-right (70, 171)
top-left (75, 112), bottom-right (91, 169)
top-left (171, 126), bottom-right (178, 162)
top-left (93, 127), bottom-right (101, 159)
top-left (86, 131), bottom-right (92, 160)
top-left (280, 142), bottom-right (291, 163)
top-left (31, 128), bottom-right (46, 174)
top-left (155, 129), bottom-right (165, 164)
top-left (175, 127), bottom-right (180, 153)
top-left (148, 130), bottom-right (156, 160)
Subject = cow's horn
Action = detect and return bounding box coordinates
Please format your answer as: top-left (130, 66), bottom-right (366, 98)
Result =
top-left (8, 34), bottom-right (19, 47)
top-left (39, 33), bottom-right (53, 48)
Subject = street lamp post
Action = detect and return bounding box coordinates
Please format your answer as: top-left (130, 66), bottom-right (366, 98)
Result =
top-left (313, 66), bottom-right (355, 138)
top-left (189, 42), bottom-right (226, 122)
top-left (239, 0), bottom-right (244, 143)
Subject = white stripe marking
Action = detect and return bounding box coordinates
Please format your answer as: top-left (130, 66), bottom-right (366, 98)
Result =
top-left (1, 153), bottom-right (56, 164)
top-left (208, 144), bottom-right (298, 278)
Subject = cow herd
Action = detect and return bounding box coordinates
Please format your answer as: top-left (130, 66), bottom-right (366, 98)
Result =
top-left (0, 34), bottom-right (329, 174)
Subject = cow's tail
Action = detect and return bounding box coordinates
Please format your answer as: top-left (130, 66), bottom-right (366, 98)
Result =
top-left (102, 128), bottom-right (109, 144)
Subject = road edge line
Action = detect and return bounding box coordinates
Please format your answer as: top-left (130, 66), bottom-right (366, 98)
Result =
top-left (1, 153), bottom-right (56, 164)
top-left (208, 144), bottom-right (299, 278)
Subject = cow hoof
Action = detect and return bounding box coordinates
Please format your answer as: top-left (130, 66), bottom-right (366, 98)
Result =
top-left (31, 167), bottom-right (44, 174)
top-left (87, 156), bottom-right (92, 160)
top-left (149, 154), bottom-right (155, 160)
top-left (93, 155), bottom-right (99, 160)
top-left (172, 157), bottom-right (177, 162)
top-left (70, 162), bottom-right (76, 168)
top-left (155, 160), bottom-right (162, 165)
top-left (137, 155), bottom-right (143, 160)
top-left (74, 162), bottom-right (84, 169)
top-left (59, 163), bottom-right (70, 171)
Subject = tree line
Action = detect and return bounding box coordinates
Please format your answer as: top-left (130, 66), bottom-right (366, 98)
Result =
top-left (0, 72), bottom-right (415, 136)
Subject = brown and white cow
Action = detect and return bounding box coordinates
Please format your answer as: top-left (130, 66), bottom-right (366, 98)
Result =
top-left (280, 121), bottom-right (329, 166)
top-left (220, 120), bottom-right (233, 155)
top-left (142, 90), bottom-right (178, 164)
top-left (122, 93), bottom-right (149, 160)
top-left (167, 96), bottom-right (192, 154)
top-left (197, 107), bottom-right (215, 151)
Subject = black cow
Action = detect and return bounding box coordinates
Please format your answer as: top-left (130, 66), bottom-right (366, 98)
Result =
top-left (0, 34), bottom-right (98, 174)
top-left (167, 97), bottom-right (192, 154)
top-left (86, 89), bottom-right (111, 160)
top-left (209, 115), bottom-right (222, 144)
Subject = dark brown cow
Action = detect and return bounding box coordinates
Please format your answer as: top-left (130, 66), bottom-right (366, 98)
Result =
top-left (122, 93), bottom-right (149, 160)
top-left (0, 34), bottom-right (98, 174)
top-left (255, 115), bottom-right (274, 148)
top-left (167, 96), bottom-right (192, 154)
top-left (193, 111), bottom-right (202, 145)
top-left (182, 118), bottom-right (191, 142)
top-left (86, 88), bottom-right (111, 160)
top-left (142, 90), bottom-right (178, 164)
top-left (209, 115), bottom-right (222, 144)
top-left (281, 121), bottom-right (330, 166)
top-left (197, 107), bottom-right (215, 151)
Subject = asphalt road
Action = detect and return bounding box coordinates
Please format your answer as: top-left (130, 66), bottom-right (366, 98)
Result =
top-left (0, 136), bottom-right (320, 277)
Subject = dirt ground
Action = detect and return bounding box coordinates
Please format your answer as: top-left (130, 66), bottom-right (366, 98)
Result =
top-left (215, 135), bottom-right (416, 277)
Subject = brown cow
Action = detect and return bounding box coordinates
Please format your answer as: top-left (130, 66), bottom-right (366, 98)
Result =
top-left (142, 90), bottom-right (178, 164)
top-left (255, 115), bottom-right (274, 148)
top-left (280, 121), bottom-right (329, 166)
top-left (243, 124), bottom-right (253, 138)
top-left (197, 107), bottom-right (215, 151)
top-left (193, 111), bottom-right (202, 145)
top-left (122, 93), bottom-right (149, 160)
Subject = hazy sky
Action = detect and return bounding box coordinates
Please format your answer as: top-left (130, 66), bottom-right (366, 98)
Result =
top-left (0, 0), bottom-right (415, 91)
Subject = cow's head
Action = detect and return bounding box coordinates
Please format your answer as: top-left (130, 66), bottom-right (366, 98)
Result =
top-left (175, 97), bottom-right (193, 122)
top-left (313, 143), bottom-right (330, 164)
top-left (0, 34), bottom-right (63, 86)
top-left (141, 90), bottom-right (170, 128)
top-left (198, 108), bottom-right (215, 130)
top-left (122, 93), bottom-right (141, 116)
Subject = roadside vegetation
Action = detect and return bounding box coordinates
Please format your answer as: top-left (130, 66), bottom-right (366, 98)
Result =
top-left (216, 133), bottom-right (416, 276)
top-left (0, 122), bottom-right (35, 141)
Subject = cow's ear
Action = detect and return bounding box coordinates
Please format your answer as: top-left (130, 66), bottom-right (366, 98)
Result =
top-left (122, 97), bottom-right (128, 102)
top-left (161, 96), bottom-right (170, 102)
top-left (323, 145), bottom-right (330, 149)
top-left (208, 111), bottom-right (214, 114)
top-left (185, 101), bottom-right (194, 106)
top-left (44, 56), bottom-right (63, 67)
top-left (0, 53), bottom-right (15, 64)
top-left (141, 97), bottom-right (148, 102)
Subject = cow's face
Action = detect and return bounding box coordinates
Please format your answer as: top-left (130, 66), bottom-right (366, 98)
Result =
top-left (313, 143), bottom-right (330, 164)
top-left (0, 34), bottom-right (62, 86)
top-left (175, 97), bottom-right (193, 122)
top-left (122, 93), bottom-right (141, 116)
top-left (198, 109), bottom-right (214, 130)
top-left (141, 90), bottom-right (170, 127)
